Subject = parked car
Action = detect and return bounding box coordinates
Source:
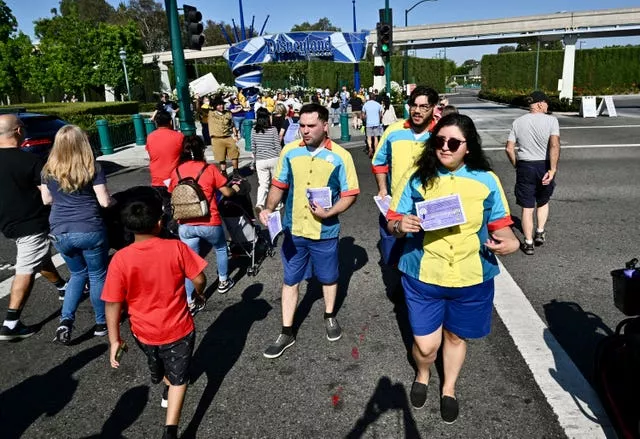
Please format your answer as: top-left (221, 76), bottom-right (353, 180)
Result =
top-left (0, 108), bottom-right (68, 157)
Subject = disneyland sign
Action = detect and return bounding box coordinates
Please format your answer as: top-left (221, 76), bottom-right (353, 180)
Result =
top-left (224, 31), bottom-right (368, 65)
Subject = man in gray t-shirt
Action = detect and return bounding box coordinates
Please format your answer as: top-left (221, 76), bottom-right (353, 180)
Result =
top-left (505, 91), bottom-right (560, 255)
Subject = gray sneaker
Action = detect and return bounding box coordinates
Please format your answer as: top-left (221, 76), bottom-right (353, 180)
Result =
top-left (325, 317), bottom-right (342, 341)
top-left (263, 333), bottom-right (295, 359)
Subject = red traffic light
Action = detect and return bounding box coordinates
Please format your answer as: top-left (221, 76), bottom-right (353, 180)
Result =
top-left (374, 65), bottom-right (385, 76)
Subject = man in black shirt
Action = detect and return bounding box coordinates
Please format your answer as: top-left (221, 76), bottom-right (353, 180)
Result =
top-left (0, 114), bottom-right (67, 341)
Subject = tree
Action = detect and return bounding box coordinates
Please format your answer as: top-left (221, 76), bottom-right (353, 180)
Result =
top-left (291, 17), bottom-right (341, 32)
top-left (497, 45), bottom-right (516, 54)
top-left (59, 0), bottom-right (116, 23)
top-left (516, 38), bottom-right (563, 52)
top-left (0, 0), bottom-right (17, 41)
top-left (203, 20), bottom-right (236, 45)
top-left (114, 0), bottom-right (170, 53)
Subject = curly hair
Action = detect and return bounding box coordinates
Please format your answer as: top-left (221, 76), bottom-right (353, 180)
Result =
top-left (414, 113), bottom-right (492, 190)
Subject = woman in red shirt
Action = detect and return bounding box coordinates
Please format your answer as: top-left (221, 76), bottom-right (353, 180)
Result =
top-left (168, 136), bottom-right (238, 314)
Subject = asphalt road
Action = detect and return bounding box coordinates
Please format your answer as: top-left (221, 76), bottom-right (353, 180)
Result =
top-left (0, 91), bottom-right (639, 438)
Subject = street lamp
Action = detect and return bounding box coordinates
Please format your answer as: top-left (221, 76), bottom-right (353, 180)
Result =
top-left (119, 47), bottom-right (131, 101)
top-left (404, 0), bottom-right (437, 90)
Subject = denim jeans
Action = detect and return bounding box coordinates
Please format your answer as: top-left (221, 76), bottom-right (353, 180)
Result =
top-left (52, 229), bottom-right (109, 324)
top-left (178, 224), bottom-right (228, 302)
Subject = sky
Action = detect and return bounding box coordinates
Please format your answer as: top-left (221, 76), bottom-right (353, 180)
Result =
top-left (7, 0), bottom-right (640, 65)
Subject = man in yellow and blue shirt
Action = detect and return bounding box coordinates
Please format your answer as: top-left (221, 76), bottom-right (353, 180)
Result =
top-left (259, 103), bottom-right (359, 359)
top-left (372, 86), bottom-right (439, 267)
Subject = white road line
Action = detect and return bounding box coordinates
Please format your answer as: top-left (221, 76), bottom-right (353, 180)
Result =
top-left (479, 125), bottom-right (640, 132)
top-left (483, 144), bottom-right (640, 151)
top-left (494, 261), bottom-right (614, 438)
top-left (0, 253), bottom-right (65, 300)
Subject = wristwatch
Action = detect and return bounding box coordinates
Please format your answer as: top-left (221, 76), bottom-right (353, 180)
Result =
top-left (393, 220), bottom-right (401, 234)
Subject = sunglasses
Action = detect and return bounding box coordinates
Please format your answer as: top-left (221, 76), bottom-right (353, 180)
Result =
top-left (433, 136), bottom-right (466, 152)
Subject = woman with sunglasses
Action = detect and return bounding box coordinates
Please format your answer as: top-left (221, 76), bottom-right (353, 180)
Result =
top-left (386, 113), bottom-right (519, 423)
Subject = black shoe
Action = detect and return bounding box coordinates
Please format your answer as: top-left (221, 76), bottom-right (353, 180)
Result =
top-left (217, 278), bottom-right (235, 294)
top-left (161, 384), bottom-right (169, 408)
top-left (440, 395), bottom-right (459, 424)
top-left (189, 301), bottom-right (205, 316)
top-left (534, 230), bottom-right (546, 246)
top-left (410, 381), bottom-right (428, 409)
top-left (324, 317), bottom-right (342, 341)
top-left (263, 333), bottom-right (296, 359)
top-left (521, 242), bottom-right (534, 255)
top-left (54, 320), bottom-right (73, 345)
top-left (0, 321), bottom-right (36, 341)
top-left (93, 324), bottom-right (108, 337)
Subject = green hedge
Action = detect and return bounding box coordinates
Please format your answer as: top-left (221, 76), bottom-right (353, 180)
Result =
top-left (5, 102), bottom-right (140, 117)
top-left (478, 89), bottom-right (580, 112)
top-left (482, 47), bottom-right (640, 95)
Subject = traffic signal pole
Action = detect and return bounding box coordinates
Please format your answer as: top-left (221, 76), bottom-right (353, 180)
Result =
top-left (164, 0), bottom-right (196, 135)
top-left (384, 0), bottom-right (391, 96)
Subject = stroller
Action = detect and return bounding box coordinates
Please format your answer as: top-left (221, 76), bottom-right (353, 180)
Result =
top-left (218, 177), bottom-right (276, 276)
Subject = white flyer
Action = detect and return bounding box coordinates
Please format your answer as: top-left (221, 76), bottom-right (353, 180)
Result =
top-left (373, 195), bottom-right (392, 216)
top-left (415, 194), bottom-right (466, 231)
top-left (306, 187), bottom-right (332, 209)
top-left (267, 211), bottom-right (283, 244)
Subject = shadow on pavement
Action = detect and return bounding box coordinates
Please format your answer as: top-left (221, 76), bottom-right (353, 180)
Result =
top-left (293, 237), bottom-right (368, 333)
top-left (99, 160), bottom-right (126, 176)
top-left (346, 376), bottom-right (421, 439)
top-left (182, 284), bottom-right (271, 439)
top-left (0, 344), bottom-right (108, 439)
top-left (82, 385), bottom-right (149, 439)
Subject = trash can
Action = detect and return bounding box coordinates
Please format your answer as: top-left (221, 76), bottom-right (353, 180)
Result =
top-left (242, 119), bottom-right (254, 152)
top-left (96, 119), bottom-right (113, 155)
top-left (132, 114), bottom-right (146, 146)
top-left (144, 118), bottom-right (156, 136)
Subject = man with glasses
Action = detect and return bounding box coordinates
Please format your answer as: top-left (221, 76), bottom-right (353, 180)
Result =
top-left (371, 86), bottom-right (439, 270)
top-left (0, 114), bottom-right (68, 340)
top-left (505, 91), bottom-right (560, 255)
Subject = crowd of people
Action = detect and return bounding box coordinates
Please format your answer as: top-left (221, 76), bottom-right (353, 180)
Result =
top-left (0, 82), bottom-right (561, 437)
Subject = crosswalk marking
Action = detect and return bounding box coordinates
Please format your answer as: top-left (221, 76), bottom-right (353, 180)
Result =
top-left (0, 253), bottom-right (65, 300)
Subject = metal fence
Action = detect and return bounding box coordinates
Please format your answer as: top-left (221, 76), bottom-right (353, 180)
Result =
top-left (87, 120), bottom-right (136, 155)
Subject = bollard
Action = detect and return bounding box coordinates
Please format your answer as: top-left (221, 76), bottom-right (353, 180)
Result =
top-left (96, 119), bottom-right (113, 155)
top-left (340, 112), bottom-right (351, 142)
top-left (242, 119), bottom-right (254, 152)
top-left (144, 118), bottom-right (156, 136)
top-left (131, 114), bottom-right (146, 146)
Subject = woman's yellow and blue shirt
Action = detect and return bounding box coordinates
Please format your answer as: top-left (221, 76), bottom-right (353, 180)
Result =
top-left (272, 138), bottom-right (360, 240)
top-left (387, 165), bottom-right (513, 287)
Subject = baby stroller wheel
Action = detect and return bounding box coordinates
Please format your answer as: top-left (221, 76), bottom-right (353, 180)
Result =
top-left (267, 248), bottom-right (276, 257)
top-left (247, 267), bottom-right (255, 277)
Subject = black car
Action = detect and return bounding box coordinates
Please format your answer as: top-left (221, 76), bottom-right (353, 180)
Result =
top-left (0, 108), bottom-right (68, 157)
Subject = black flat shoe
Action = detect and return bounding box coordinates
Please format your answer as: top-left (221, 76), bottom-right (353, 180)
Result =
top-left (440, 395), bottom-right (459, 424)
top-left (409, 381), bottom-right (428, 409)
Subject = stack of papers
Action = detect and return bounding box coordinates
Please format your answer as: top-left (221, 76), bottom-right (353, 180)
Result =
top-left (415, 194), bottom-right (466, 231)
top-left (306, 187), bottom-right (332, 209)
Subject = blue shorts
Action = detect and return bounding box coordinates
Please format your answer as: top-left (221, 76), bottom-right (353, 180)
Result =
top-left (515, 160), bottom-right (555, 208)
top-left (281, 232), bottom-right (339, 286)
top-left (401, 274), bottom-right (495, 338)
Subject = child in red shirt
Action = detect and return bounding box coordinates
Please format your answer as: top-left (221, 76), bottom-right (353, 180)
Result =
top-left (102, 187), bottom-right (207, 439)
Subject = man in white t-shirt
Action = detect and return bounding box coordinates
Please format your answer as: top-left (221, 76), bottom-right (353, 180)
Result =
top-left (362, 94), bottom-right (383, 157)
top-left (505, 91), bottom-right (560, 256)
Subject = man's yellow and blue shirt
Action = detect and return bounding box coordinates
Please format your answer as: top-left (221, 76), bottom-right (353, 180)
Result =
top-left (387, 165), bottom-right (513, 288)
top-left (272, 138), bottom-right (360, 240)
top-left (371, 119), bottom-right (435, 195)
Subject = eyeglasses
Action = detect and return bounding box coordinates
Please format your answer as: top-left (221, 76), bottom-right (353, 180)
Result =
top-left (410, 103), bottom-right (433, 112)
top-left (433, 136), bottom-right (466, 152)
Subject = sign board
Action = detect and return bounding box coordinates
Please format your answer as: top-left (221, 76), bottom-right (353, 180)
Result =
top-left (580, 96), bottom-right (598, 118)
top-left (189, 73), bottom-right (220, 97)
top-left (597, 96), bottom-right (617, 117)
top-left (406, 83), bottom-right (416, 97)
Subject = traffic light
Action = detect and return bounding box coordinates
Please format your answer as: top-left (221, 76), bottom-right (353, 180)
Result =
top-left (184, 4), bottom-right (204, 50)
top-left (373, 65), bottom-right (385, 76)
top-left (377, 9), bottom-right (393, 58)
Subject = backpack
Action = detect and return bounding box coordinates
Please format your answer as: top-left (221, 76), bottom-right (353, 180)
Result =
top-left (170, 164), bottom-right (210, 220)
top-left (283, 118), bottom-right (301, 144)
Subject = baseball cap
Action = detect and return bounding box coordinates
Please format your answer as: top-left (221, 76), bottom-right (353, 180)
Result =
top-left (529, 91), bottom-right (549, 104)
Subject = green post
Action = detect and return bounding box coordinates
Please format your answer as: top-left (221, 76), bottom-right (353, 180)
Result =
top-left (403, 99), bottom-right (409, 119)
top-left (384, 0), bottom-right (391, 97)
top-left (340, 113), bottom-right (351, 142)
top-left (242, 119), bottom-right (253, 152)
top-left (96, 119), bottom-right (113, 155)
top-left (144, 118), bottom-right (156, 136)
top-left (132, 114), bottom-right (146, 146)
top-left (164, 0), bottom-right (196, 136)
